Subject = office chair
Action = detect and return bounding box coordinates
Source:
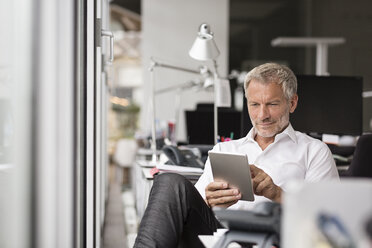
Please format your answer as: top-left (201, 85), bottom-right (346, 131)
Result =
top-left (341, 134), bottom-right (372, 178)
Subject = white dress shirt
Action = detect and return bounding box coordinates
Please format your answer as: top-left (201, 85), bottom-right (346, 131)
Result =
top-left (194, 124), bottom-right (339, 210)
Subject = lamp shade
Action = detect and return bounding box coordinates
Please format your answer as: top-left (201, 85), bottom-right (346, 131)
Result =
top-left (189, 24), bottom-right (220, 61)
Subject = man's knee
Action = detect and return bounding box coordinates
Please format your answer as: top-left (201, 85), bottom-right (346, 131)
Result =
top-left (148, 173), bottom-right (195, 204)
top-left (154, 173), bottom-right (190, 187)
top-left (153, 173), bottom-right (196, 196)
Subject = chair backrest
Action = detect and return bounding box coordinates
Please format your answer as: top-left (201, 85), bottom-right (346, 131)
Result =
top-left (347, 134), bottom-right (372, 178)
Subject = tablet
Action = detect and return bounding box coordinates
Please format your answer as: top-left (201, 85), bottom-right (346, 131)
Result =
top-left (208, 151), bottom-right (255, 201)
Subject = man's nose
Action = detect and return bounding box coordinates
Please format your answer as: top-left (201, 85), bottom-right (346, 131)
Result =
top-left (258, 105), bottom-right (270, 120)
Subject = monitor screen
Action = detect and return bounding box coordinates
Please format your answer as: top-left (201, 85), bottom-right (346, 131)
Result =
top-left (291, 75), bottom-right (363, 136)
top-left (186, 105), bottom-right (242, 145)
top-left (241, 75), bottom-right (363, 136)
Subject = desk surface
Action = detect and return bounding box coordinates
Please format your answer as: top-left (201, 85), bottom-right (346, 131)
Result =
top-left (137, 148), bottom-right (162, 155)
top-left (137, 159), bottom-right (157, 168)
top-left (141, 167), bottom-right (154, 180)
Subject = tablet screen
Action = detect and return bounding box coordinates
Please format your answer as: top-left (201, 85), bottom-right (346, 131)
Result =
top-left (208, 151), bottom-right (255, 201)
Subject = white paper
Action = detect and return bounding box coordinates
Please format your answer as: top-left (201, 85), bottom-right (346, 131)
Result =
top-left (156, 163), bottom-right (203, 173)
top-left (322, 134), bottom-right (339, 145)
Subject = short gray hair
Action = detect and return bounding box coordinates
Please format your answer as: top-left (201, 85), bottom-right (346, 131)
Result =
top-left (244, 63), bottom-right (297, 100)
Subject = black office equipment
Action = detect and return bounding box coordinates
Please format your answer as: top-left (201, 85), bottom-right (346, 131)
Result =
top-left (292, 75), bottom-right (363, 136)
top-left (366, 216), bottom-right (372, 241)
top-left (185, 104), bottom-right (242, 145)
top-left (241, 75), bottom-right (363, 137)
top-left (185, 144), bottom-right (214, 163)
top-left (241, 96), bottom-right (253, 137)
top-left (340, 134), bottom-right (372, 178)
top-left (213, 202), bottom-right (281, 247)
top-left (162, 145), bottom-right (204, 169)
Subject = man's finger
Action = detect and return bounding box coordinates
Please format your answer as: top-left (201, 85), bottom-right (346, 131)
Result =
top-left (252, 168), bottom-right (266, 190)
top-left (250, 164), bottom-right (262, 176)
top-left (255, 177), bottom-right (271, 195)
top-left (252, 170), bottom-right (266, 182)
top-left (206, 188), bottom-right (240, 200)
top-left (206, 181), bottom-right (228, 191)
top-left (208, 195), bottom-right (241, 207)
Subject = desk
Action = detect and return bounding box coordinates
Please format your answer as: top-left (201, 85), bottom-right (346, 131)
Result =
top-left (136, 148), bottom-right (162, 161)
top-left (133, 148), bottom-right (203, 220)
top-left (133, 159), bottom-right (154, 220)
top-left (133, 160), bottom-right (203, 219)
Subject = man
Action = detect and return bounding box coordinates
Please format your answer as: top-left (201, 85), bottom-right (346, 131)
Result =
top-left (134, 63), bottom-right (339, 248)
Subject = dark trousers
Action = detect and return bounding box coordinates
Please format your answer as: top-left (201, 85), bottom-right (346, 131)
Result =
top-left (134, 173), bottom-right (221, 248)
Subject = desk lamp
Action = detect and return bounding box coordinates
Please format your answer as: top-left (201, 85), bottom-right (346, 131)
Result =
top-left (148, 58), bottom-right (211, 163)
top-left (189, 23), bottom-right (220, 145)
top-left (148, 23), bottom-right (221, 163)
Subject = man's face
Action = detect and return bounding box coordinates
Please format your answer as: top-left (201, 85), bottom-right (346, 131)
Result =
top-left (246, 79), bottom-right (298, 138)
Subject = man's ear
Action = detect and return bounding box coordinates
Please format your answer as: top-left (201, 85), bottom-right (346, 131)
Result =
top-left (289, 94), bottom-right (298, 113)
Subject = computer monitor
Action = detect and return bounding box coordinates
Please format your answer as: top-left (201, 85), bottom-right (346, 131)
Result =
top-left (241, 96), bottom-right (252, 137)
top-left (292, 75), bottom-right (363, 136)
top-left (241, 75), bottom-right (363, 136)
top-left (185, 104), bottom-right (242, 145)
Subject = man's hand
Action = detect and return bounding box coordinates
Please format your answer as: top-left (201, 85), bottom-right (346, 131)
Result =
top-left (205, 180), bottom-right (241, 208)
top-left (250, 164), bottom-right (282, 203)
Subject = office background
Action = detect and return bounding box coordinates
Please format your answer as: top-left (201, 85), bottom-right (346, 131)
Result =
top-left (2, 0), bottom-right (372, 247)
top-left (112, 0), bottom-right (372, 141)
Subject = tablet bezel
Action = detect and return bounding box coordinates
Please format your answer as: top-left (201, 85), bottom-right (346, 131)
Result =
top-left (208, 151), bottom-right (255, 201)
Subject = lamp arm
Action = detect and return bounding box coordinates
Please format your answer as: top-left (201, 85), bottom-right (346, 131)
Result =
top-left (150, 68), bottom-right (157, 163)
top-left (150, 57), bottom-right (204, 75)
top-left (148, 57), bottom-right (212, 161)
top-left (155, 80), bottom-right (196, 94)
top-left (212, 59), bottom-right (219, 144)
top-left (212, 59), bottom-right (219, 78)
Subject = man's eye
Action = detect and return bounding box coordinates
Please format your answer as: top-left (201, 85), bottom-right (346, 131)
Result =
top-left (250, 103), bottom-right (259, 107)
top-left (269, 103), bottom-right (278, 106)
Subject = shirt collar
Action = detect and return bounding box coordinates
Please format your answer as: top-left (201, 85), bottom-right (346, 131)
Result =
top-left (276, 123), bottom-right (298, 143)
top-left (244, 123), bottom-right (298, 144)
top-left (246, 128), bottom-right (257, 142)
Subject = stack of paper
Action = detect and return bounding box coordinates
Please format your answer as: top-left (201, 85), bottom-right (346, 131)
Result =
top-left (156, 163), bottom-right (203, 173)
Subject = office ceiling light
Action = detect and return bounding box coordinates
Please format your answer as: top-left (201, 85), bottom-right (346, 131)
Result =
top-left (189, 24), bottom-right (220, 61)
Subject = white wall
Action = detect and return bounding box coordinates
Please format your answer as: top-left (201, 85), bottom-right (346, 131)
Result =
top-left (1, 0), bottom-right (32, 246)
top-left (0, 0), bottom-right (13, 99)
top-left (140, 0), bottom-right (229, 142)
